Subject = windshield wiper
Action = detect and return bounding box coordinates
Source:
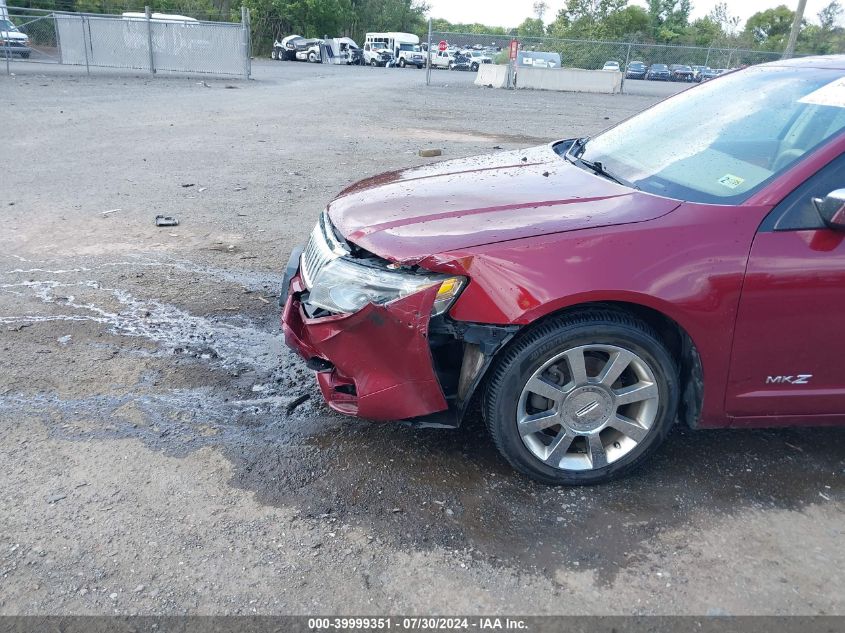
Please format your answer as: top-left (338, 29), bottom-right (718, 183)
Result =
top-left (578, 157), bottom-right (635, 188)
top-left (564, 138), bottom-right (638, 190)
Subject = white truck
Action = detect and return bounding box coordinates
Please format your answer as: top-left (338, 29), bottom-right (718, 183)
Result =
top-left (463, 49), bottom-right (493, 71)
top-left (364, 32), bottom-right (424, 68)
top-left (429, 49), bottom-right (454, 69)
top-left (1, 0), bottom-right (31, 59)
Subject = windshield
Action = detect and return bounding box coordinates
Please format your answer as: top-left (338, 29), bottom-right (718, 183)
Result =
top-left (0, 19), bottom-right (19, 31)
top-left (652, 64), bottom-right (668, 70)
top-left (580, 65), bottom-right (845, 204)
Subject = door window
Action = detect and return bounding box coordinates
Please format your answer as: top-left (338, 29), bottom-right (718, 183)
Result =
top-left (764, 152), bottom-right (845, 231)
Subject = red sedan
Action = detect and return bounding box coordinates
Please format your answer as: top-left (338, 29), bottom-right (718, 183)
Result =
top-left (282, 56), bottom-right (845, 484)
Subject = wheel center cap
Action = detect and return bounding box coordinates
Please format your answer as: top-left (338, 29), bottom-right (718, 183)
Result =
top-left (563, 386), bottom-right (613, 431)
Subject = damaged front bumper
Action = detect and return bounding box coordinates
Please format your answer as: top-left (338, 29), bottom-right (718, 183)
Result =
top-left (282, 271), bottom-right (449, 421)
top-left (280, 249), bottom-right (517, 426)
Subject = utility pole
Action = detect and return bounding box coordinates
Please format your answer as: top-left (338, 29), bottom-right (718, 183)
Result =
top-left (783, 0), bottom-right (808, 59)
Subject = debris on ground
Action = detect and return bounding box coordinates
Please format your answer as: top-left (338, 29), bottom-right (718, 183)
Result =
top-left (101, 208), bottom-right (121, 216)
top-left (419, 149), bottom-right (443, 157)
top-left (155, 215), bottom-right (179, 227)
top-left (285, 394), bottom-right (310, 415)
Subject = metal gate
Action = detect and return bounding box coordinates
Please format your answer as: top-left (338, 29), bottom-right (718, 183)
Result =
top-left (3, 6), bottom-right (251, 78)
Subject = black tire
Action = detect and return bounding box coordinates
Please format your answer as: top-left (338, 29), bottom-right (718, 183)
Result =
top-left (483, 309), bottom-right (679, 486)
top-left (416, 64), bottom-right (423, 69)
top-left (399, 58), bottom-right (406, 68)
top-left (471, 62), bottom-right (479, 71)
top-left (371, 59), bottom-right (378, 67)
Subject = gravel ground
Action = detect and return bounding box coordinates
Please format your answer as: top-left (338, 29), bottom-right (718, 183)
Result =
top-left (0, 59), bottom-right (843, 616)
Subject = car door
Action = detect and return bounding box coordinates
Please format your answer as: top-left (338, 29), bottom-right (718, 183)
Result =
top-left (726, 149), bottom-right (845, 422)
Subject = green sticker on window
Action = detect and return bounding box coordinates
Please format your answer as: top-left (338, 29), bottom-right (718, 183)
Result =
top-left (718, 174), bottom-right (745, 189)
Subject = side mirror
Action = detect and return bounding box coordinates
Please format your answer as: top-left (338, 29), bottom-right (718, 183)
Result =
top-left (813, 189), bottom-right (845, 230)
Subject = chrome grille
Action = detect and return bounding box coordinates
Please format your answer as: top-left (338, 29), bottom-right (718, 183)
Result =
top-left (300, 211), bottom-right (348, 289)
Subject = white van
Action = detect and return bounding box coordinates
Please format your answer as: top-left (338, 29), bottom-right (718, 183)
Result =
top-left (364, 31), bottom-right (424, 68)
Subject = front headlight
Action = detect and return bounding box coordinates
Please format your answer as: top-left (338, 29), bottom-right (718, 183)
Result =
top-left (305, 257), bottom-right (465, 316)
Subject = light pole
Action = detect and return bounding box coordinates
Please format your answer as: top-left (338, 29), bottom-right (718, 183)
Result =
top-left (783, 0), bottom-right (808, 59)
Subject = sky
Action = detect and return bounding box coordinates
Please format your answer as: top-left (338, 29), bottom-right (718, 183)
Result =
top-left (424, 0), bottom-right (844, 30)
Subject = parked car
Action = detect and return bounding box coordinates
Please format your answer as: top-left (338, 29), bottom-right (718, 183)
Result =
top-left (602, 60), bottom-right (620, 72)
top-left (362, 41), bottom-right (394, 67)
top-left (0, 18), bottom-right (30, 58)
top-left (670, 64), bottom-right (695, 82)
top-left (463, 49), bottom-right (493, 71)
top-left (282, 56), bottom-right (845, 485)
top-left (691, 65), bottom-right (709, 82)
top-left (702, 67), bottom-right (725, 81)
top-left (397, 43), bottom-right (425, 68)
top-left (429, 49), bottom-right (454, 69)
top-left (625, 61), bottom-right (647, 79)
top-left (449, 52), bottom-right (472, 71)
top-left (645, 63), bottom-right (671, 80)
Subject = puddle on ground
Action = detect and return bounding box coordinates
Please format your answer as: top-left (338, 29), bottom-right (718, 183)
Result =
top-left (1, 253), bottom-right (843, 584)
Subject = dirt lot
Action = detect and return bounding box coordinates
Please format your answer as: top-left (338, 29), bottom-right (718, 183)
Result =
top-left (0, 60), bottom-right (843, 616)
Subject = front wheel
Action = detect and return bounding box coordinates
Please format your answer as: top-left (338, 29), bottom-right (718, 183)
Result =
top-left (398, 58), bottom-right (406, 68)
top-left (371, 59), bottom-right (378, 67)
top-left (483, 310), bottom-right (679, 485)
top-left (471, 63), bottom-right (479, 72)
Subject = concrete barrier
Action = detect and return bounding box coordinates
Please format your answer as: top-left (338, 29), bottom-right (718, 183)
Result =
top-left (474, 64), bottom-right (509, 89)
top-left (515, 67), bottom-right (623, 94)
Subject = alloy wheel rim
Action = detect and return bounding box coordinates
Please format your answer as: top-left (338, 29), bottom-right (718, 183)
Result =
top-left (516, 344), bottom-right (659, 472)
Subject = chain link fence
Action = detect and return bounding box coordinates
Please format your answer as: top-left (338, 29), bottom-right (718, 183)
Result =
top-left (425, 30), bottom-right (784, 87)
top-left (3, 6), bottom-right (251, 77)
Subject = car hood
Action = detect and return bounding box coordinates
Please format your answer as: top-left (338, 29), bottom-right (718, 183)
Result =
top-left (327, 144), bottom-right (682, 264)
top-left (1, 31), bottom-right (28, 40)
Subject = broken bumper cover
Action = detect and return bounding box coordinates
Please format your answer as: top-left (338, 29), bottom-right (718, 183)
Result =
top-left (281, 272), bottom-right (449, 422)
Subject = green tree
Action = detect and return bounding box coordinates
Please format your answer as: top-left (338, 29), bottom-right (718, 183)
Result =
top-left (602, 5), bottom-right (649, 40)
top-left (686, 16), bottom-right (722, 46)
top-left (647, 0), bottom-right (691, 41)
top-left (546, 0), bottom-right (629, 40)
top-left (743, 4), bottom-right (798, 51)
top-left (799, 0), bottom-right (845, 54)
top-left (516, 16), bottom-right (545, 37)
top-left (707, 2), bottom-right (740, 34)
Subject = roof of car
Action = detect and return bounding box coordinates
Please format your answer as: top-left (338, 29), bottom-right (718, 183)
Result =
top-left (761, 55), bottom-right (845, 70)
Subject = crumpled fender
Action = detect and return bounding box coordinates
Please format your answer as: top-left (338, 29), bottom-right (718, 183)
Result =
top-left (283, 279), bottom-right (447, 421)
